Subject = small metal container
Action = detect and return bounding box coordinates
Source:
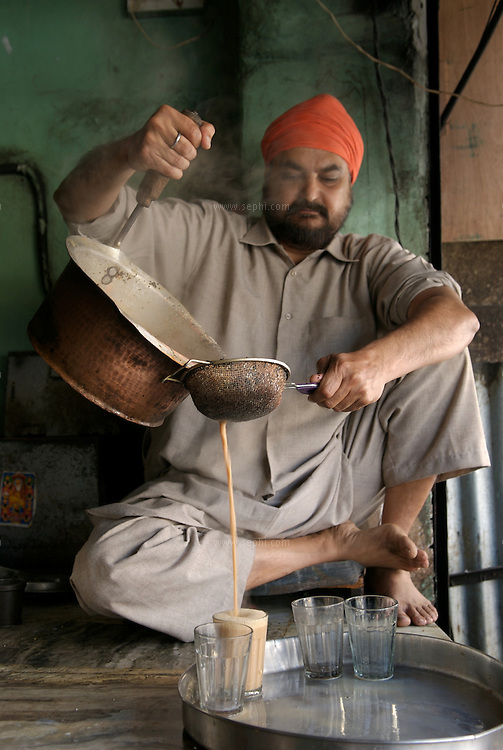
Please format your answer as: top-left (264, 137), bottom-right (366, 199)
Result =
top-left (0, 577), bottom-right (26, 627)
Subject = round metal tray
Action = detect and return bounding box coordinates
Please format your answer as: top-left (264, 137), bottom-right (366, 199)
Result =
top-left (179, 633), bottom-right (503, 749)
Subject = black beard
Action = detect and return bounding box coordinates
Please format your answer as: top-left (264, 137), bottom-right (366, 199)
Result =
top-left (263, 197), bottom-right (352, 252)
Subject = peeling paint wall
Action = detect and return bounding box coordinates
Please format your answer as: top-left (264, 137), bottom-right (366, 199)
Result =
top-left (0, 2), bottom-right (436, 589)
top-left (0, 0), bottom-right (241, 418)
top-left (239, 0), bottom-right (430, 253)
top-left (0, 0), bottom-right (430, 420)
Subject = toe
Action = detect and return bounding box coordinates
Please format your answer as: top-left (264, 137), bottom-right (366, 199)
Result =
top-left (399, 533), bottom-right (418, 559)
top-left (414, 549), bottom-right (430, 568)
top-left (407, 602), bottom-right (438, 626)
top-left (422, 603), bottom-right (438, 624)
top-left (397, 610), bottom-right (412, 627)
top-left (408, 608), bottom-right (428, 626)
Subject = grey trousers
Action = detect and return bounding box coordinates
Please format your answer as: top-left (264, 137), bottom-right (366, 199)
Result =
top-left (71, 350), bottom-right (489, 640)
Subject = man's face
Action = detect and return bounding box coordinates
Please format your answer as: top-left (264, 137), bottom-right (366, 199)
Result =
top-left (262, 147), bottom-right (353, 258)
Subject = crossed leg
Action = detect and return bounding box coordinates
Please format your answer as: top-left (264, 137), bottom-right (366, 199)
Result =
top-left (246, 520), bottom-right (429, 594)
top-left (246, 476), bottom-right (438, 628)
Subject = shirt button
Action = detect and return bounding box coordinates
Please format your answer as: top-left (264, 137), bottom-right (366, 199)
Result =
top-left (290, 270), bottom-right (297, 277)
top-left (285, 313), bottom-right (292, 320)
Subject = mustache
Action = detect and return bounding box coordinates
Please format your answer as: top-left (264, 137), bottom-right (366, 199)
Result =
top-left (286, 199), bottom-right (328, 219)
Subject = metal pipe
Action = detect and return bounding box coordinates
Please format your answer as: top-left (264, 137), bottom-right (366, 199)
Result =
top-left (0, 162), bottom-right (51, 294)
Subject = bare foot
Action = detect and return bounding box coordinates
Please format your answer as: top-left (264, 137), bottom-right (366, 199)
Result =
top-left (246, 521), bottom-right (429, 592)
top-left (366, 567), bottom-right (438, 627)
top-left (322, 521), bottom-right (429, 572)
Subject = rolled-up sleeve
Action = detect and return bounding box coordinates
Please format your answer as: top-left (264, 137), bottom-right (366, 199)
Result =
top-left (351, 234), bottom-right (463, 330)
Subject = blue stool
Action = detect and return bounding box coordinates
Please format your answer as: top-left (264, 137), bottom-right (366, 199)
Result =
top-left (249, 560), bottom-right (364, 597)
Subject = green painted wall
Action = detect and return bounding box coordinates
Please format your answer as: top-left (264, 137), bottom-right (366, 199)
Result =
top-left (239, 0), bottom-right (429, 248)
top-left (0, 0), bottom-right (240, 423)
top-left (0, 0), bottom-right (429, 428)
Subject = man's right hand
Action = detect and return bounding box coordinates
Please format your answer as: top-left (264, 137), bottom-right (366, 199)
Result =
top-left (125, 105), bottom-right (215, 180)
top-left (54, 104), bottom-right (214, 224)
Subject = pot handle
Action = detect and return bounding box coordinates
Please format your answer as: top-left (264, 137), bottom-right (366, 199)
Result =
top-left (136, 109), bottom-right (204, 208)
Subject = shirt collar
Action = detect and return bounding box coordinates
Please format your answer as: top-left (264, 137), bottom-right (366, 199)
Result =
top-left (240, 215), bottom-right (356, 263)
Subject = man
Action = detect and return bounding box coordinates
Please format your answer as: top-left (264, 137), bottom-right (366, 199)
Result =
top-left (55, 94), bottom-right (489, 641)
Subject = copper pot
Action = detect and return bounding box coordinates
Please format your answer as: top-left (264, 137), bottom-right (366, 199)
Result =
top-left (27, 237), bottom-right (224, 427)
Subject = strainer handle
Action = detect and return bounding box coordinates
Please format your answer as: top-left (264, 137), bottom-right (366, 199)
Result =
top-left (285, 382), bottom-right (319, 394)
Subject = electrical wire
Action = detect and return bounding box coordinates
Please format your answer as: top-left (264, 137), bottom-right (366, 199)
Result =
top-left (440, 0), bottom-right (503, 128)
top-left (128, 7), bottom-right (211, 51)
top-left (314, 0), bottom-right (503, 109)
top-left (371, 5), bottom-right (401, 245)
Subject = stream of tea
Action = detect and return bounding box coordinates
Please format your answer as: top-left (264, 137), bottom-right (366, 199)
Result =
top-left (217, 421), bottom-right (269, 696)
top-left (219, 420), bottom-right (239, 616)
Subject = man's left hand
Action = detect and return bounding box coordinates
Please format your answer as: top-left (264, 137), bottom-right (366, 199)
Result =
top-left (308, 349), bottom-right (386, 412)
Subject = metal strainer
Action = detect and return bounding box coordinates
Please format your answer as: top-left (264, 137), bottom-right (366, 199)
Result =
top-left (165, 358), bottom-right (291, 422)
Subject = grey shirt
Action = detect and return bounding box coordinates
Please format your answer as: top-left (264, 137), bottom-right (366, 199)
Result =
top-left (69, 187), bottom-right (485, 536)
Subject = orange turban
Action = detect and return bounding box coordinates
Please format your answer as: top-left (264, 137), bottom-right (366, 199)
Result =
top-left (261, 94), bottom-right (364, 184)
